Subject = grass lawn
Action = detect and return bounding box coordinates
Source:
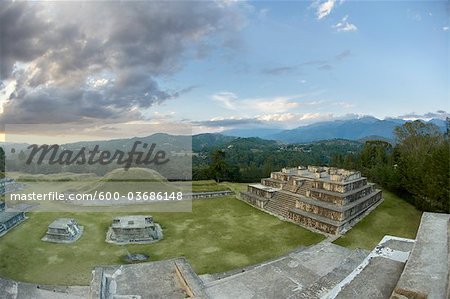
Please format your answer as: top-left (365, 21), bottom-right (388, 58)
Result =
top-left (1, 177), bottom-right (422, 286)
top-left (0, 196), bottom-right (324, 286)
top-left (333, 189), bottom-right (422, 250)
top-left (184, 180), bottom-right (233, 192)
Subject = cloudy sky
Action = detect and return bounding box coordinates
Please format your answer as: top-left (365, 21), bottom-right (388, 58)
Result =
top-left (0, 0), bottom-right (448, 139)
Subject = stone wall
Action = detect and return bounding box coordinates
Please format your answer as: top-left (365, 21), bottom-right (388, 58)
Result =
top-left (295, 190), bottom-right (382, 222)
top-left (342, 191), bottom-right (382, 219)
top-left (287, 211), bottom-right (338, 234)
top-left (248, 185), bottom-right (274, 199)
top-left (308, 190), bottom-right (344, 205)
top-left (261, 178), bottom-right (284, 188)
top-left (342, 185), bottom-right (374, 204)
top-left (240, 192), bottom-right (268, 209)
top-left (307, 184), bottom-right (374, 205)
top-left (113, 227), bottom-right (154, 240)
top-left (295, 201), bottom-right (344, 221)
top-left (270, 172), bottom-right (291, 182)
top-left (313, 178), bottom-right (367, 193)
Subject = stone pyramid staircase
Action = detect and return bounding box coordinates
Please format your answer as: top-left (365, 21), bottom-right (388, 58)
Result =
top-left (265, 190), bottom-right (298, 218)
top-left (282, 177), bottom-right (299, 193)
top-left (297, 180), bottom-right (313, 196)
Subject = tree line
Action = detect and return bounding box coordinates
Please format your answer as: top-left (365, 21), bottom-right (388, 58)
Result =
top-left (332, 120), bottom-right (449, 213)
top-left (193, 138), bottom-right (362, 182)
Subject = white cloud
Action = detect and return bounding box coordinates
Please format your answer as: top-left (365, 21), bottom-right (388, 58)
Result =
top-left (212, 92), bottom-right (239, 110)
top-left (397, 110), bottom-right (449, 121)
top-left (207, 92), bottom-right (360, 129)
top-left (443, 26), bottom-right (449, 31)
top-left (407, 9), bottom-right (422, 22)
top-left (87, 78), bottom-right (109, 88)
top-left (256, 112), bottom-right (332, 123)
top-left (316, 0), bottom-right (336, 20)
top-left (211, 92), bottom-right (304, 113)
top-left (333, 101), bottom-right (355, 108)
top-left (192, 113), bottom-right (385, 133)
top-left (194, 112), bottom-right (336, 129)
top-left (252, 97), bottom-right (300, 113)
top-left (332, 15), bottom-right (358, 32)
top-left (256, 113), bottom-right (297, 122)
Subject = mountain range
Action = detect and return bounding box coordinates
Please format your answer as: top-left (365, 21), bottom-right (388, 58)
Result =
top-left (223, 117), bottom-right (447, 143)
top-left (3, 118), bottom-right (447, 157)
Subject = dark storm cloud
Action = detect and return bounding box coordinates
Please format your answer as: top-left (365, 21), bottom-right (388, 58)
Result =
top-left (2, 87), bottom-right (142, 124)
top-left (0, 2), bottom-right (50, 79)
top-left (0, 1), bottom-right (246, 124)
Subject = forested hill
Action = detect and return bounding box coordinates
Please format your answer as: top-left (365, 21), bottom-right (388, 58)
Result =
top-left (192, 137), bottom-right (363, 182)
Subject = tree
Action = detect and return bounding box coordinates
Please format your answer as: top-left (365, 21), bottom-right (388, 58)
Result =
top-left (18, 150), bottom-right (26, 161)
top-left (395, 121), bottom-right (448, 212)
top-left (208, 150), bottom-right (229, 182)
top-left (421, 139), bottom-right (450, 212)
top-left (0, 147), bottom-right (4, 178)
top-left (360, 140), bottom-right (392, 168)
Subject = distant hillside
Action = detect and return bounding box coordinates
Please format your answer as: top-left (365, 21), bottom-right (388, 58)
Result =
top-left (6, 133), bottom-right (232, 153)
top-left (191, 133), bottom-right (235, 151)
top-left (227, 137), bottom-right (280, 150)
top-left (222, 127), bottom-right (283, 138)
top-left (268, 117), bottom-right (446, 143)
top-left (64, 133), bottom-right (192, 152)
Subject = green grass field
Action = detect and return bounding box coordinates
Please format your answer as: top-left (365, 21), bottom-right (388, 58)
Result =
top-left (334, 189), bottom-right (422, 249)
top-left (0, 194), bottom-right (324, 285)
top-left (0, 176), bottom-right (423, 286)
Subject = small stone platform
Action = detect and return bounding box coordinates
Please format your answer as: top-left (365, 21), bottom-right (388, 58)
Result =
top-left (106, 215), bottom-right (163, 245)
top-left (90, 258), bottom-right (207, 299)
top-left (41, 218), bottom-right (83, 244)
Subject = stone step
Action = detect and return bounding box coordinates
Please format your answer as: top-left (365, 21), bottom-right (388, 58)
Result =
top-left (265, 190), bottom-right (302, 218)
top-left (292, 249), bottom-right (369, 299)
top-left (203, 242), bottom-right (357, 299)
top-left (321, 236), bottom-right (415, 299)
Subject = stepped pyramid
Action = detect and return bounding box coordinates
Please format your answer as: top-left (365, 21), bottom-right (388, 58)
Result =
top-left (241, 166), bottom-right (382, 234)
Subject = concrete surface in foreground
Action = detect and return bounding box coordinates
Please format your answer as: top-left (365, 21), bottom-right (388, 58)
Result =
top-left (391, 212), bottom-right (450, 299)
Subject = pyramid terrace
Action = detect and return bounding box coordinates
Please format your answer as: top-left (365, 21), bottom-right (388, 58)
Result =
top-left (241, 166), bottom-right (382, 234)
